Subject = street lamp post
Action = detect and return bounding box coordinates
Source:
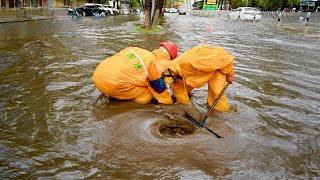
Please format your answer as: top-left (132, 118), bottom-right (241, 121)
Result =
top-left (246, 0), bottom-right (248, 7)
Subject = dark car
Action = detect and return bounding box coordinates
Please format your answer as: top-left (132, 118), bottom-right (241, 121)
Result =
top-left (75, 3), bottom-right (110, 16)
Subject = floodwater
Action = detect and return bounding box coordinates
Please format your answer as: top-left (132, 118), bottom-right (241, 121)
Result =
top-left (0, 13), bottom-right (319, 179)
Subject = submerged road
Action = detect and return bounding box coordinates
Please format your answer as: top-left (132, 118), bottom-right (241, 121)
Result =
top-left (0, 12), bottom-right (319, 179)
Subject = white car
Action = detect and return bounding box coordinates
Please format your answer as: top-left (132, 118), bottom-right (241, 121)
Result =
top-left (82, 3), bottom-right (119, 15)
top-left (80, 3), bottom-right (112, 15)
top-left (228, 7), bottom-right (261, 21)
top-left (103, 5), bottom-right (120, 15)
top-left (169, 8), bottom-right (178, 13)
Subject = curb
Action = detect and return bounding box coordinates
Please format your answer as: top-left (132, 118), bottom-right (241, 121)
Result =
top-left (0, 17), bottom-right (56, 24)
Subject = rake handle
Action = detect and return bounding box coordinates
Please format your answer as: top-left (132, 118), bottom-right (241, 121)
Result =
top-left (204, 126), bottom-right (223, 138)
top-left (184, 113), bottom-right (222, 138)
top-left (200, 82), bottom-right (230, 126)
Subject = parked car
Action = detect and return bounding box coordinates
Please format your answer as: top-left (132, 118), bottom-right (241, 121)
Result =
top-left (73, 3), bottom-right (110, 16)
top-left (228, 7), bottom-right (261, 21)
top-left (178, 9), bottom-right (187, 15)
top-left (102, 5), bottom-right (120, 15)
top-left (68, 8), bottom-right (84, 18)
top-left (169, 8), bottom-right (178, 13)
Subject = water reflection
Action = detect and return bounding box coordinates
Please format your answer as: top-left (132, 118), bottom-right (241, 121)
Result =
top-left (0, 13), bottom-right (319, 179)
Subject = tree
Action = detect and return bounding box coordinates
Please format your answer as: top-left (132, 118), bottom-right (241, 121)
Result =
top-left (227, 0), bottom-right (300, 11)
top-left (251, 0), bottom-right (258, 7)
top-left (229, 0), bottom-right (245, 9)
top-left (141, 0), bottom-right (153, 28)
top-left (96, 0), bottom-right (109, 4)
top-left (152, 0), bottom-right (164, 24)
top-left (129, 0), bottom-right (140, 10)
top-left (286, 0), bottom-right (300, 8)
top-left (140, 0), bottom-right (166, 29)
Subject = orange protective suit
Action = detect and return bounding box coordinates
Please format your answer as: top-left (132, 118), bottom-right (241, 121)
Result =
top-left (92, 47), bottom-right (181, 104)
top-left (171, 45), bottom-right (235, 112)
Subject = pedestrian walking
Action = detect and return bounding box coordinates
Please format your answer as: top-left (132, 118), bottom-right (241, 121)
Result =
top-left (305, 10), bottom-right (311, 26)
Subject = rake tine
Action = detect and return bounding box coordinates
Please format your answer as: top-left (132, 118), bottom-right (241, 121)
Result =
top-left (184, 113), bottom-right (201, 127)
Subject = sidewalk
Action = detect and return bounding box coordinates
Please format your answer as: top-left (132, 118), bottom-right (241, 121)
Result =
top-left (0, 7), bottom-right (67, 24)
top-left (189, 10), bottom-right (320, 37)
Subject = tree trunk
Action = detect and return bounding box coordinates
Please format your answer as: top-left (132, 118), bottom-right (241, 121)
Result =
top-left (160, 0), bottom-right (167, 17)
top-left (152, 0), bottom-right (164, 24)
top-left (141, 0), bottom-right (152, 29)
top-left (153, 9), bottom-right (160, 24)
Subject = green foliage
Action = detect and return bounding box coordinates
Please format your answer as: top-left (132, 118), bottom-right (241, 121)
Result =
top-left (229, 0), bottom-right (301, 11)
top-left (230, 0), bottom-right (246, 9)
top-left (134, 24), bottom-right (160, 33)
top-left (95, 0), bottom-right (109, 5)
top-left (165, 0), bottom-right (181, 8)
top-left (286, 0), bottom-right (300, 7)
top-left (130, 0), bottom-right (140, 8)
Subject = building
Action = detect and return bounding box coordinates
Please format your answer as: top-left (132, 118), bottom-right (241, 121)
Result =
top-left (300, 0), bottom-right (320, 12)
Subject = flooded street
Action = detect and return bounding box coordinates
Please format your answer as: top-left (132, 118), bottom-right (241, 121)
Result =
top-left (0, 13), bottom-right (319, 179)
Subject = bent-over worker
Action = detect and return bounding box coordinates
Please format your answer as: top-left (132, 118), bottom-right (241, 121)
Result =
top-left (171, 45), bottom-right (235, 112)
top-left (92, 42), bottom-right (182, 104)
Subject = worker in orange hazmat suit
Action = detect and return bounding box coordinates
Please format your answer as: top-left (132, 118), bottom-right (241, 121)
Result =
top-left (170, 45), bottom-right (235, 112)
top-left (92, 42), bottom-right (182, 104)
